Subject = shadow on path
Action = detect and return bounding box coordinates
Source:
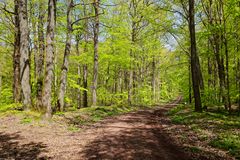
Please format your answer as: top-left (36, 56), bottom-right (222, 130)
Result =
top-left (0, 132), bottom-right (48, 160)
top-left (80, 108), bottom-right (191, 160)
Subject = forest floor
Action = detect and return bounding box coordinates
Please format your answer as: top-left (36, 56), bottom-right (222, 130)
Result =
top-left (0, 99), bottom-right (236, 160)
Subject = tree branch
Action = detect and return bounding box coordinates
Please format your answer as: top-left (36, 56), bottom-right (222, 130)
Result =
top-left (0, 4), bottom-right (16, 15)
top-left (71, 12), bottom-right (104, 26)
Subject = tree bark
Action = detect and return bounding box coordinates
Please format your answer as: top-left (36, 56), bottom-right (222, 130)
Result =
top-left (0, 74), bottom-right (2, 96)
top-left (151, 56), bottom-right (156, 103)
top-left (36, 0), bottom-right (46, 110)
top-left (222, 1), bottom-right (231, 110)
top-left (83, 64), bottom-right (88, 107)
top-left (189, 59), bottom-right (192, 104)
top-left (237, 59), bottom-right (240, 112)
top-left (189, 0), bottom-right (202, 112)
top-left (128, 19), bottom-right (136, 106)
top-left (92, 0), bottom-right (100, 106)
top-left (76, 35), bottom-right (81, 109)
top-left (13, 0), bottom-right (21, 103)
top-left (42, 0), bottom-right (56, 118)
top-left (19, 0), bottom-right (31, 109)
top-left (57, 0), bottom-right (73, 112)
top-left (82, 3), bottom-right (89, 108)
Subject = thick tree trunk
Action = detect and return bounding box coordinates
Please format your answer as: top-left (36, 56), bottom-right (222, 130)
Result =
top-left (19, 0), bottom-right (31, 109)
top-left (189, 0), bottom-right (202, 112)
top-left (57, 0), bottom-right (73, 112)
top-left (42, 0), bottom-right (56, 118)
top-left (36, 0), bottom-right (46, 110)
top-left (13, 0), bottom-right (21, 103)
top-left (92, 0), bottom-right (100, 106)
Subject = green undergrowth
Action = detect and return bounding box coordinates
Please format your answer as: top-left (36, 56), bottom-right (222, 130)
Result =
top-left (168, 104), bottom-right (240, 159)
top-left (0, 103), bottom-right (42, 124)
top-left (0, 103), bottom-right (22, 114)
top-left (54, 105), bottom-right (152, 127)
top-left (1, 102), bottom-right (154, 128)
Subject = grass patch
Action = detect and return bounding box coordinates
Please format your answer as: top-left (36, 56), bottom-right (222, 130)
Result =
top-left (0, 103), bottom-right (42, 126)
top-left (210, 133), bottom-right (240, 158)
top-left (188, 146), bottom-right (202, 153)
top-left (0, 103), bottom-right (22, 114)
top-left (20, 117), bottom-right (33, 124)
top-left (168, 104), bottom-right (240, 159)
top-left (167, 104), bottom-right (186, 115)
top-left (55, 105), bottom-right (151, 128)
top-left (55, 111), bottom-right (65, 116)
top-left (67, 125), bottom-right (80, 132)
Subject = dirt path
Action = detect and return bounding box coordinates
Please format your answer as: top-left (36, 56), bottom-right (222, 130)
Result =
top-left (0, 100), bottom-right (223, 160)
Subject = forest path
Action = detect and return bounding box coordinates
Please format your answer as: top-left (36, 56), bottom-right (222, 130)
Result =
top-left (0, 98), bottom-right (192, 160)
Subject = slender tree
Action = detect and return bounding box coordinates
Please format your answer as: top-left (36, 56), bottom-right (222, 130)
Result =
top-left (76, 34), bottom-right (82, 109)
top-left (92, 0), bottom-right (100, 106)
top-left (82, 3), bottom-right (89, 108)
top-left (57, 0), bottom-right (73, 111)
top-left (189, 0), bottom-right (202, 112)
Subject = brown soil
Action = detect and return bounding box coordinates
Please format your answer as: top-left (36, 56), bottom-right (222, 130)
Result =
top-left (0, 100), bottom-right (233, 160)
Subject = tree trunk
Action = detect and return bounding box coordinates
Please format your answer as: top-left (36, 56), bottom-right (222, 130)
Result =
top-left (222, 4), bottom-right (231, 110)
top-left (189, 59), bottom-right (192, 104)
top-left (36, 0), bottom-right (46, 110)
top-left (128, 63), bottom-right (133, 105)
top-left (30, 1), bottom-right (38, 81)
top-left (42, 0), bottom-right (56, 118)
top-left (13, 0), bottom-right (21, 103)
top-left (76, 35), bottom-right (81, 109)
top-left (92, 0), bottom-right (100, 106)
top-left (189, 0), bottom-right (202, 112)
top-left (151, 56), bottom-right (156, 103)
top-left (19, 0), bottom-right (31, 109)
top-left (0, 74), bottom-right (2, 95)
top-left (82, 4), bottom-right (89, 108)
top-left (237, 59), bottom-right (240, 113)
top-left (57, 0), bottom-right (73, 112)
top-left (83, 64), bottom-right (88, 107)
top-left (128, 20), bottom-right (136, 106)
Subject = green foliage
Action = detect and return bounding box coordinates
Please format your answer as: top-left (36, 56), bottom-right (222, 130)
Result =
top-left (67, 125), bottom-right (80, 132)
top-left (57, 104), bottom-right (147, 128)
top-left (210, 134), bottom-right (240, 158)
top-left (169, 105), bottom-right (240, 158)
top-left (167, 104), bottom-right (186, 115)
top-left (188, 146), bottom-right (202, 153)
top-left (171, 115), bottom-right (185, 124)
top-left (20, 117), bottom-right (33, 124)
top-left (0, 87), bottom-right (13, 104)
top-left (0, 103), bottom-right (21, 113)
